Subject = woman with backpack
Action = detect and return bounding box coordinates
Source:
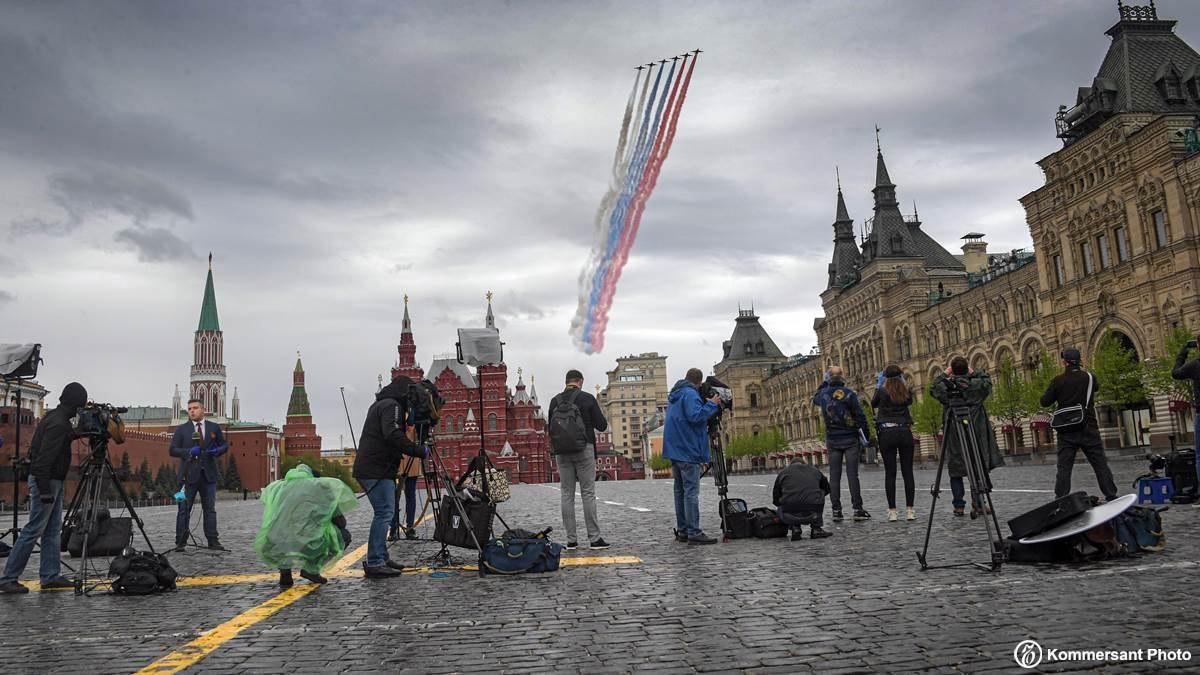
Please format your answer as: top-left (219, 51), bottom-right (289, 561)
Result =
top-left (871, 365), bottom-right (916, 522)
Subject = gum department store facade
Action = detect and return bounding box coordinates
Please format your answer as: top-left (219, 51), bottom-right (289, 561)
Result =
top-left (717, 4), bottom-right (1200, 464)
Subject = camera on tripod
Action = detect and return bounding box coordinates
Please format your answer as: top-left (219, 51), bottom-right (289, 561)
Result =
top-left (72, 402), bottom-right (128, 448)
top-left (699, 375), bottom-right (733, 432)
top-left (405, 380), bottom-right (444, 442)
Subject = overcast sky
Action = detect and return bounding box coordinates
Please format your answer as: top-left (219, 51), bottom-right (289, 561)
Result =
top-left (5, 1), bottom-right (1199, 444)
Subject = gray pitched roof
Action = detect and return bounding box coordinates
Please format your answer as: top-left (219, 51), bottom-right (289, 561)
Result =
top-left (1059, 8), bottom-right (1200, 142)
top-left (427, 358), bottom-right (477, 388)
top-left (906, 221), bottom-right (967, 270)
top-left (861, 149), bottom-right (963, 271)
top-left (721, 310), bottom-right (786, 363)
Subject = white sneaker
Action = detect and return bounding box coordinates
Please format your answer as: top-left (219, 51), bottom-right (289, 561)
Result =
top-left (906, 508), bottom-right (916, 521)
top-left (887, 509), bottom-right (899, 522)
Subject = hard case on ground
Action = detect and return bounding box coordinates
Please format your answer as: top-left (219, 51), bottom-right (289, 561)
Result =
top-left (719, 498), bottom-right (753, 539)
top-left (1006, 491), bottom-right (1091, 539)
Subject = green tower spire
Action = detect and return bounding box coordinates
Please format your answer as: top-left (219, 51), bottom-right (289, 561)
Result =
top-left (197, 253), bottom-right (220, 332)
top-left (287, 351), bottom-right (312, 417)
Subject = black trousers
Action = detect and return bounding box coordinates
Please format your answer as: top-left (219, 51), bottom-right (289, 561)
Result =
top-left (1055, 434), bottom-right (1118, 500)
top-left (878, 427), bottom-right (915, 509)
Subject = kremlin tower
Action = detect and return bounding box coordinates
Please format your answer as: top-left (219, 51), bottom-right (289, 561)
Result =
top-left (282, 352), bottom-right (322, 460)
top-left (191, 254), bottom-right (228, 420)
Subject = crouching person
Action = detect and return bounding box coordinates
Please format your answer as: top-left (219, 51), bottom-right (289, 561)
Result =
top-left (256, 463), bottom-right (358, 587)
top-left (772, 458), bottom-right (832, 541)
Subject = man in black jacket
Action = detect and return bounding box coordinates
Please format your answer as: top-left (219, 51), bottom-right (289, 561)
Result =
top-left (1041, 348), bottom-right (1118, 501)
top-left (772, 459), bottom-right (832, 540)
top-left (0, 382), bottom-right (87, 594)
top-left (1171, 337), bottom-right (1200, 496)
top-left (354, 376), bottom-right (428, 578)
top-left (545, 369), bottom-right (609, 550)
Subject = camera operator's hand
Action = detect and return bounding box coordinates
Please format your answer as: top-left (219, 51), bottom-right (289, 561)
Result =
top-left (189, 446), bottom-right (201, 458)
top-left (708, 393), bottom-right (722, 406)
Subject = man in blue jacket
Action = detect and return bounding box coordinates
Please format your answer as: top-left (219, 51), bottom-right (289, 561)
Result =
top-left (813, 366), bottom-right (872, 522)
top-left (170, 398), bottom-right (228, 551)
top-left (663, 368), bottom-right (722, 545)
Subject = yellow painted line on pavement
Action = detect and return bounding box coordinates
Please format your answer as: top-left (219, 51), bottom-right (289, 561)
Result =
top-left (134, 512), bottom-right (435, 675)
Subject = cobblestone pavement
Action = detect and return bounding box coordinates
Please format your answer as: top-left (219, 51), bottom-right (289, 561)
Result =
top-left (1, 458), bottom-right (1198, 674)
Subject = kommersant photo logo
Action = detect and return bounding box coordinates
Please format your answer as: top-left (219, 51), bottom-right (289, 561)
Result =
top-left (1014, 639), bottom-right (1192, 670)
top-left (1014, 640), bottom-right (1043, 669)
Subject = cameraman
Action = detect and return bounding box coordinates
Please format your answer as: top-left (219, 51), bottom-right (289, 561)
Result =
top-left (1171, 337), bottom-right (1200, 493)
top-left (354, 375), bottom-right (428, 578)
top-left (930, 357), bottom-right (1004, 517)
top-left (1042, 348), bottom-right (1118, 501)
top-left (812, 366), bottom-right (872, 521)
top-left (663, 368), bottom-right (722, 545)
top-left (0, 382), bottom-right (88, 594)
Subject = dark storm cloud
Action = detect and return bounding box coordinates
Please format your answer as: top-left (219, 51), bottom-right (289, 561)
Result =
top-left (114, 227), bottom-right (197, 263)
top-left (6, 0), bottom-right (1200, 436)
top-left (11, 169), bottom-right (193, 237)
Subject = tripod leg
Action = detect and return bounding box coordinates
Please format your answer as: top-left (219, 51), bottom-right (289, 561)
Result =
top-left (957, 415), bottom-right (1005, 571)
top-left (917, 429), bottom-right (950, 569)
top-left (106, 460), bottom-right (157, 555)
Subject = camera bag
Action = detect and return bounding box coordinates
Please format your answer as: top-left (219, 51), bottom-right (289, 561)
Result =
top-left (1007, 492), bottom-right (1091, 539)
top-left (433, 491), bottom-right (493, 550)
top-left (719, 498), bottom-right (753, 539)
top-left (1167, 449), bottom-right (1198, 503)
top-left (482, 530), bottom-right (562, 575)
top-left (748, 507), bottom-right (788, 539)
top-left (65, 508), bottom-right (133, 557)
top-left (109, 549), bottom-right (177, 595)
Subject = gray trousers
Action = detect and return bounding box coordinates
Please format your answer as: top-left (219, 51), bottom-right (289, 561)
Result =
top-left (556, 444), bottom-right (601, 543)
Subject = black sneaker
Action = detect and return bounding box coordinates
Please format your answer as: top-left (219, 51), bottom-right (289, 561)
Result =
top-left (404, 528), bottom-right (419, 541)
top-left (953, 507), bottom-right (966, 517)
top-left (673, 529), bottom-right (688, 543)
top-left (384, 560), bottom-right (405, 571)
top-left (832, 509), bottom-right (844, 522)
top-left (565, 541), bottom-right (578, 550)
top-left (207, 540), bottom-right (228, 552)
top-left (790, 530), bottom-right (804, 541)
top-left (687, 533), bottom-right (718, 545)
top-left (279, 570), bottom-right (294, 588)
top-left (810, 527), bottom-right (832, 539)
top-left (589, 538), bottom-right (611, 550)
top-left (39, 578), bottom-right (74, 591)
top-left (0, 580), bottom-right (29, 594)
top-left (173, 544), bottom-right (186, 553)
top-left (853, 509), bottom-right (871, 521)
top-left (299, 570), bottom-right (328, 584)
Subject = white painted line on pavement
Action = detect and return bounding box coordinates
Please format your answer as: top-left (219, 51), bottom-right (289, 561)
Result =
top-left (603, 501), bottom-right (625, 506)
top-left (629, 507), bottom-right (652, 512)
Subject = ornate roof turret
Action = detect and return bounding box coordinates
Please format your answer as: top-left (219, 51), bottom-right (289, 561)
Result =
top-left (827, 168), bottom-right (862, 289)
top-left (719, 307), bottom-right (786, 363)
top-left (485, 291), bottom-right (495, 330)
top-left (1056, 2), bottom-right (1200, 145)
top-left (513, 367), bottom-right (532, 404)
top-left (402, 294), bottom-right (412, 334)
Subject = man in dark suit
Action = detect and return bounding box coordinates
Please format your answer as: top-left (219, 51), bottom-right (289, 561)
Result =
top-left (171, 398), bottom-right (228, 551)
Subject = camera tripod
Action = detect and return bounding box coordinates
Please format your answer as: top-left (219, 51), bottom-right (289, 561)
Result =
top-left (917, 401), bottom-right (1006, 573)
top-left (62, 439), bottom-right (157, 594)
top-left (702, 418), bottom-right (737, 539)
top-left (415, 426), bottom-right (507, 577)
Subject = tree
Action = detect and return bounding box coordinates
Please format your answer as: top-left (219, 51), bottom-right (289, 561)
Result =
top-left (649, 455), bottom-right (672, 472)
top-left (136, 459), bottom-right (154, 496)
top-left (1145, 326), bottom-right (1193, 403)
top-left (119, 451), bottom-right (132, 480)
top-left (990, 357), bottom-right (1031, 450)
top-left (223, 455), bottom-right (243, 491)
top-left (1025, 350), bottom-right (1060, 413)
top-left (911, 393), bottom-right (943, 436)
top-left (1092, 331), bottom-right (1147, 409)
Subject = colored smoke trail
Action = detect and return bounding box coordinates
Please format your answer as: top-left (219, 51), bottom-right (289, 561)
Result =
top-left (569, 51), bottom-right (700, 354)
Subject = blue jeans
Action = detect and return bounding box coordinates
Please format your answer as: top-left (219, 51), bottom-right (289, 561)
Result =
top-left (950, 476), bottom-right (983, 510)
top-left (671, 461), bottom-right (702, 539)
top-left (390, 477), bottom-right (420, 530)
top-left (1, 478), bottom-right (65, 584)
top-left (361, 479), bottom-right (395, 567)
top-left (175, 481), bottom-right (218, 545)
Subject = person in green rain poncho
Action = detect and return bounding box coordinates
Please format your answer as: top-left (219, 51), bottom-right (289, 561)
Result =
top-left (256, 463), bottom-right (358, 587)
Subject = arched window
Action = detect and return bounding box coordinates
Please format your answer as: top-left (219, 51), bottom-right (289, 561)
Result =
top-left (488, 413), bottom-right (498, 431)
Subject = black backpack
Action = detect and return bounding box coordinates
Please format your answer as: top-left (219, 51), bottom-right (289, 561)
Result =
top-left (109, 548), bottom-right (177, 595)
top-left (549, 389), bottom-right (588, 455)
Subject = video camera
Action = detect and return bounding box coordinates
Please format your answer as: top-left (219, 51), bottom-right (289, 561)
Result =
top-left (406, 379), bottom-right (444, 441)
top-left (699, 375), bottom-right (733, 433)
top-left (72, 402), bottom-right (128, 447)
